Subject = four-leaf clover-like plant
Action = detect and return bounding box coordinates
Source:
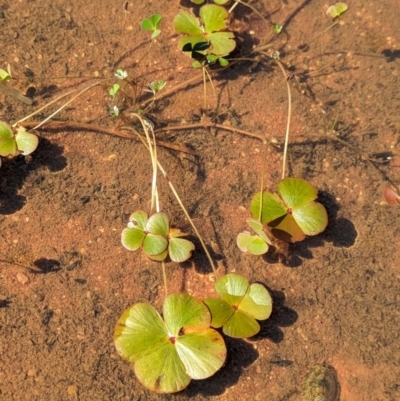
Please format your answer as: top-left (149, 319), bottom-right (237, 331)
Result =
top-left (0, 121), bottom-right (39, 165)
top-left (173, 4), bottom-right (236, 66)
top-left (249, 178), bottom-right (328, 243)
top-left (121, 211), bottom-right (195, 263)
top-left (204, 274), bottom-right (273, 338)
top-left (114, 293), bottom-right (227, 393)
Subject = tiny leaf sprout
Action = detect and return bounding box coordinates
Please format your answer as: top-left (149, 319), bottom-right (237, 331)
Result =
top-left (272, 24), bottom-right (283, 34)
top-left (0, 64), bottom-right (12, 83)
top-left (108, 105), bottom-right (120, 117)
top-left (141, 14), bottom-right (162, 39)
top-left (114, 69), bottom-right (128, 80)
top-left (109, 83), bottom-right (120, 98)
top-left (237, 218), bottom-right (272, 255)
top-left (326, 2), bottom-right (348, 20)
top-left (144, 80), bottom-right (167, 96)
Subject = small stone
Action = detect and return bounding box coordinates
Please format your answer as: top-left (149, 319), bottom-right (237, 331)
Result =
top-left (16, 272), bottom-right (29, 284)
top-left (67, 385), bottom-right (77, 395)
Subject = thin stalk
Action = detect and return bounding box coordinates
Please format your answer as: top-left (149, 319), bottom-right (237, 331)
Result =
top-left (12, 79), bottom-right (110, 128)
top-left (275, 59), bottom-right (292, 179)
top-left (202, 67), bottom-right (207, 111)
top-left (203, 66), bottom-right (217, 110)
top-left (131, 113), bottom-right (159, 214)
top-left (124, 126), bottom-right (217, 275)
top-left (258, 140), bottom-right (269, 221)
top-left (161, 261), bottom-right (168, 296)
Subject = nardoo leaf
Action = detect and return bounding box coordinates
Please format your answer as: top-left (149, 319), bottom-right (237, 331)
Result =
top-left (206, 274), bottom-right (273, 338)
top-left (128, 211), bottom-right (148, 231)
top-left (142, 233), bottom-right (168, 256)
top-left (114, 294), bottom-right (226, 393)
top-left (277, 178), bottom-right (318, 209)
top-left (15, 126), bottom-right (38, 155)
top-left (236, 232), bottom-right (269, 255)
top-left (326, 2), bottom-right (348, 19)
top-left (173, 10), bottom-right (203, 36)
top-left (222, 308), bottom-right (261, 338)
top-left (168, 238), bottom-right (195, 263)
top-left (0, 121), bottom-right (18, 157)
top-left (146, 212), bottom-right (170, 236)
top-left (250, 191), bottom-right (287, 224)
top-left (121, 227), bottom-right (146, 251)
top-left (200, 4), bottom-right (229, 33)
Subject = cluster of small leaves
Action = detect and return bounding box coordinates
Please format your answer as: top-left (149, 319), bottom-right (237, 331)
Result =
top-left (141, 14), bottom-right (162, 38)
top-left (326, 2), bottom-right (348, 20)
top-left (250, 178), bottom-right (328, 243)
top-left (204, 274), bottom-right (273, 338)
top-left (173, 5), bottom-right (236, 67)
top-left (114, 274), bottom-right (272, 392)
top-left (238, 178), bottom-right (328, 254)
top-left (0, 121), bottom-right (39, 165)
top-left (121, 211), bottom-right (195, 262)
top-left (115, 293), bottom-right (226, 393)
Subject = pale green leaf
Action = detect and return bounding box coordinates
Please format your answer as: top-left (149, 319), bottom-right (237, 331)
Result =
top-left (238, 283), bottom-right (273, 320)
top-left (176, 329), bottom-right (226, 379)
top-left (15, 126), bottom-right (38, 155)
top-left (173, 10), bottom-right (202, 36)
top-left (121, 227), bottom-right (146, 251)
top-left (143, 233), bottom-right (168, 256)
top-left (200, 4), bottom-right (229, 33)
top-left (203, 297), bottom-right (234, 328)
top-left (168, 237), bottom-right (195, 263)
top-left (223, 309), bottom-right (260, 338)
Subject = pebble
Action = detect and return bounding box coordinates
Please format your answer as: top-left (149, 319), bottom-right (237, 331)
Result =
top-left (16, 272), bottom-right (29, 284)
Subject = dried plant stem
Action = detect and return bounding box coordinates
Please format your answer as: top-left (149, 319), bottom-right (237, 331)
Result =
top-left (12, 79), bottom-right (110, 128)
top-left (125, 126), bottom-right (217, 276)
top-left (274, 59), bottom-right (292, 179)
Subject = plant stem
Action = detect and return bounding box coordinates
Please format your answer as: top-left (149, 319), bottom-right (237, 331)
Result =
top-left (275, 59), bottom-right (292, 179)
top-left (125, 127), bottom-right (218, 276)
top-left (161, 261), bottom-right (168, 296)
top-left (202, 67), bottom-right (207, 111)
top-left (131, 113), bottom-right (159, 214)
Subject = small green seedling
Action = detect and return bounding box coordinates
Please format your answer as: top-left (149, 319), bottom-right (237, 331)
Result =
top-left (250, 178), bottom-right (328, 243)
top-left (272, 24), bottom-right (283, 34)
top-left (141, 14), bottom-right (162, 39)
top-left (0, 64), bottom-right (12, 83)
top-left (115, 69), bottom-right (128, 80)
top-left (144, 80), bottom-right (167, 96)
top-left (204, 274), bottom-right (273, 338)
top-left (237, 218), bottom-right (272, 255)
top-left (109, 83), bottom-right (120, 98)
top-left (121, 211), bottom-right (195, 262)
top-left (173, 5), bottom-right (236, 60)
top-left (114, 293), bottom-right (226, 393)
top-left (108, 105), bottom-right (120, 117)
top-left (0, 121), bottom-right (38, 160)
top-left (326, 3), bottom-right (348, 20)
